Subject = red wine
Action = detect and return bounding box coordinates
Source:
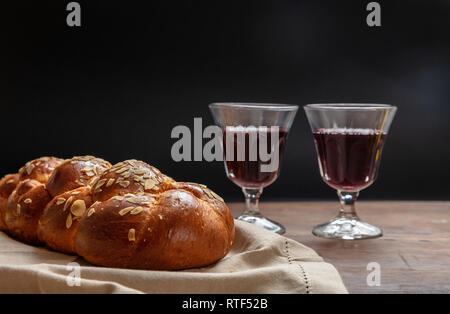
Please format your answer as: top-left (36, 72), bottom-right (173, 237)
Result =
top-left (313, 128), bottom-right (386, 191)
top-left (223, 127), bottom-right (288, 188)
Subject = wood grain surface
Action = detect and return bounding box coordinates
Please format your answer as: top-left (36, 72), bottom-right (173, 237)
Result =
top-left (229, 201), bottom-right (450, 294)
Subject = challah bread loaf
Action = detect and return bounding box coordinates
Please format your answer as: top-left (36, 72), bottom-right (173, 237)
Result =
top-left (0, 156), bottom-right (235, 270)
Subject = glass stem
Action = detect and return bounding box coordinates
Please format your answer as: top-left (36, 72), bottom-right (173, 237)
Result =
top-left (337, 190), bottom-right (359, 219)
top-left (242, 187), bottom-right (263, 216)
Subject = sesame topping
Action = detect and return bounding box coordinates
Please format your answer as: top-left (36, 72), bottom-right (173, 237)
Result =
top-left (95, 179), bottom-right (107, 189)
top-left (130, 207), bottom-right (143, 215)
top-left (63, 196), bottom-right (74, 211)
top-left (66, 214), bottom-right (73, 229)
top-left (87, 208), bottom-right (95, 217)
top-left (70, 200), bottom-right (86, 217)
top-left (128, 229), bottom-right (136, 242)
top-left (56, 198), bottom-right (66, 205)
top-left (115, 167), bottom-right (128, 174)
top-left (119, 181), bottom-right (130, 188)
top-left (144, 179), bottom-right (156, 190)
top-left (119, 207), bottom-right (134, 216)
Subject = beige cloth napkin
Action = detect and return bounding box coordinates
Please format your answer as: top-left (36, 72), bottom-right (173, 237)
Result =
top-left (0, 220), bottom-right (347, 294)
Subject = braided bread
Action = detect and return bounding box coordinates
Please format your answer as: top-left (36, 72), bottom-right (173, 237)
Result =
top-left (0, 156), bottom-right (235, 270)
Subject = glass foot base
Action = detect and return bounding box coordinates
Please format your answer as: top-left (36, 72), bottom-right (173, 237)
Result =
top-left (312, 215), bottom-right (382, 240)
top-left (237, 213), bottom-right (286, 234)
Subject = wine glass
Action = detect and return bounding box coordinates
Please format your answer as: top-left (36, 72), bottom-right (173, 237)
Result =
top-left (304, 103), bottom-right (397, 240)
top-left (209, 103), bottom-right (298, 234)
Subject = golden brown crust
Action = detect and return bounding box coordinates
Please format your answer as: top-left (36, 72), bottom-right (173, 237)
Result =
top-left (5, 179), bottom-right (51, 244)
top-left (0, 156), bottom-right (235, 270)
top-left (18, 157), bottom-right (64, 183)
top-left (0, 174), bottom-right (19, 199)
top-left (38, 187), bottom-right (93, 254)
top-left (75, 193), bottom-right (155, 268)
top-left (1, 156), bottom-right (63, 242)
top-left (91, 160), bottom-right (173, 202)
top-left (46, 156), bottom-right (111, 198)
top-left (173, 182), bottom-right (235, 235)
top-left (132, 189), bottom-right (234, 270)
top-left (0, 174), bottom-right (20, 231)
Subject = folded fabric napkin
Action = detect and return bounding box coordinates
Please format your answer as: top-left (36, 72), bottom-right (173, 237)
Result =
top-left (0, 220), bottom-right (347, 293)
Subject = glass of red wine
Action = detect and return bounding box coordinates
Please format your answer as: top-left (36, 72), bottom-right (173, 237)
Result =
top-left (304, 104), bottom-right (397, 240)
top-left (209, 103), bottom-right (298, 234)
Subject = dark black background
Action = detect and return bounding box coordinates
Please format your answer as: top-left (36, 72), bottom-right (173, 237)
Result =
top-left (1, 0), bottom-right (449, 201)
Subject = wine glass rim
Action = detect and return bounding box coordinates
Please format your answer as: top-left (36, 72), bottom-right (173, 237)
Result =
top-left (210, 102), bottom-right (299, 111)
top-left (305, 103), bottom-right (396, 110)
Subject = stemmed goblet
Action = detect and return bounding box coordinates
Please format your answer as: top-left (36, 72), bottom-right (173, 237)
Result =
top-left (304, 104), bottom-right (397, 240)
top-left (209, 103), bottom-right (298, 234)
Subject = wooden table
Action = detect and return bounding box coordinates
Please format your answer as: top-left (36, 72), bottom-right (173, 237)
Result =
top-left (229, 201), bottom-right (450, 294)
